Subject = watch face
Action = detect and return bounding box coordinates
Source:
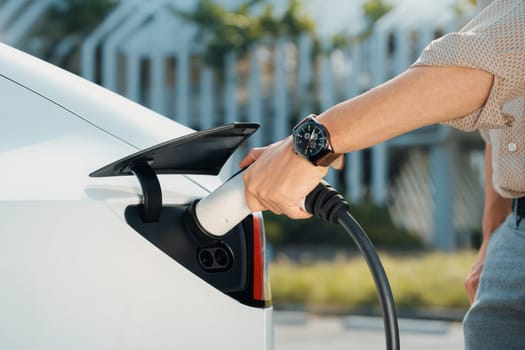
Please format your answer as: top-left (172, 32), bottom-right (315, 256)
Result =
top-left (293, 121), bottom-right (328, 157)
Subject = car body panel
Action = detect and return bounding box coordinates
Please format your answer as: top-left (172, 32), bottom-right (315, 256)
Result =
top-left (0, 43), bottom-right (273, 349)
top-left (0, 201), bottom-right (272, 349)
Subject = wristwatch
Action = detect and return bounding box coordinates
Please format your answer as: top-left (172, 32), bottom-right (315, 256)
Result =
top-left (292, 114), bottom-right (341, 167)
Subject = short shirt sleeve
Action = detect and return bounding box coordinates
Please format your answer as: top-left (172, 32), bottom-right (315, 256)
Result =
top-left (412, 0), bottom-right (525, 131)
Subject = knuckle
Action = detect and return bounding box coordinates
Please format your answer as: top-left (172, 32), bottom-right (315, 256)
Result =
top-left (246, 196), bottom-right (261, 212)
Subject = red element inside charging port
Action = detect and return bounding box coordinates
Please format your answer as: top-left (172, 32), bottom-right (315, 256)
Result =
top-left (252, 213), bottom-right (265, 301)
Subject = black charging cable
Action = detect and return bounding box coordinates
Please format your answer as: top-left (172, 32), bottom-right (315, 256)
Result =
top-left (305, 181), bottom-right (400, 350)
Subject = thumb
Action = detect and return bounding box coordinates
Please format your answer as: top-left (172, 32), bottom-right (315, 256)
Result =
top-left (284, 205), bottom-right (313, 220)
top-left (239, 147), bottom-right (267, 168)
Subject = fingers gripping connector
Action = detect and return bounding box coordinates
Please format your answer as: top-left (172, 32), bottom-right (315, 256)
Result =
top-left (304, 181), bottom-right (350, 223)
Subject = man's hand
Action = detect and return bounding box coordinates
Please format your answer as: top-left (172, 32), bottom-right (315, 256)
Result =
top-left (465, 244), bottom-right (488, 304)
top-left (239, 137), bottom-right (327, 219)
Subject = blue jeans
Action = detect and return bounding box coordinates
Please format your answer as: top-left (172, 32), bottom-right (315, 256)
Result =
top-left (464, 212), bottom-right (525, 350)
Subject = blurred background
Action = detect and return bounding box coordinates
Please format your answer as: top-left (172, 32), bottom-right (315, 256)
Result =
top-left (1, 0), bottom-right (484, 347)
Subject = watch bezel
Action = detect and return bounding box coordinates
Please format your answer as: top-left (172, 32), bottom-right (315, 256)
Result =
top-left (292, 115), bottom-right (334, 164)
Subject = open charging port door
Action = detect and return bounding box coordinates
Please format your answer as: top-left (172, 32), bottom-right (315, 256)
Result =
top-left (90, 123), bottom-right (270, 307)
top-left (90, 123), bottom-right (259, 222)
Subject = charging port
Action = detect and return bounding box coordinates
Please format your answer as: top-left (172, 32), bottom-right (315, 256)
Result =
top-left (198, 245), bottom-right (233, 272)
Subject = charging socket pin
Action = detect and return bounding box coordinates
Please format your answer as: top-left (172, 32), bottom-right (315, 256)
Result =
top-left (197, 245), bottom-right (234, 272)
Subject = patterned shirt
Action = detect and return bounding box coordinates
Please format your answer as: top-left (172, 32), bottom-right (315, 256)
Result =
top-left (413, 0), bottom-right (525, 198)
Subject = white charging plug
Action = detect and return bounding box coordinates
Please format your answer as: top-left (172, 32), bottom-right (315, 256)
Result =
top-left (194, 171), bottom-right (252, 237)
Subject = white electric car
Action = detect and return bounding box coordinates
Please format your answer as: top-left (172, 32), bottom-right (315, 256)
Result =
top-left (0, 43), bottom-right (273, 349)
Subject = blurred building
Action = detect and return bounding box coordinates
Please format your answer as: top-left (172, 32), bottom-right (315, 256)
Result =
top-left (0, 0), bottom-right (483, 251)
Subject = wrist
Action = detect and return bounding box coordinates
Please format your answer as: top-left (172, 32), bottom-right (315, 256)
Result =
top-left (316, 119), bottom-right (340, 154)
top-left (482, 212), bottom-right (509, 237)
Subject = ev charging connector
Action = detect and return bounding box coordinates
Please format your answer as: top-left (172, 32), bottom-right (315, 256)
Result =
top-left (187, 171), bottom-right (400, 350)
top-left (191, 172), bottom-right (251, 238)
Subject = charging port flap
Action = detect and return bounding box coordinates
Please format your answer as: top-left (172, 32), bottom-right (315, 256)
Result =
top-left (90, 123), bottom-right (259, 177)
top-left (89, 123), bottom-right (259, 222)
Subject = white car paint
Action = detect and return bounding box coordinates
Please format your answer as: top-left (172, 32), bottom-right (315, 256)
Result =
top-left (0, 43), bottom-right (273, 349)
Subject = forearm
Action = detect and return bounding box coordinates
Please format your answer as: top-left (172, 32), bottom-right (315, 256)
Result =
top-left (240, 65), bottom-right (495, 218)
top-left (464, 144), bottom-right (511, 303)
top-left (481, 143), bottom-right (512, 243)
top-left (319, 66), bottom-right (494, 153)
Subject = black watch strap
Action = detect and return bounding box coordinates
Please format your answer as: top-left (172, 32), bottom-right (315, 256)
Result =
top-left (316, 152), bottom-right (342, 167)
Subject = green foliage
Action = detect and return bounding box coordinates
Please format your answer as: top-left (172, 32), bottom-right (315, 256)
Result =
top-left (271, 259), bottom-right (378, 308)
top-left (270, 251), bottom-right (474, 311)
top-left (280, 0), bottom-right (316, 37)
top-left (453, 0), bottom-right (477, 17)
top-left (360, 0), bottom-right (394, 39)
top-left (176, 0), bottom-right (256, 68)
top-left (331, 32), bottom-right (352, 51)
top-left (330, 0), bottom-right (393, 51)
top-left (177, 0), bottom-right (316, 69)
top-left (43, 0), bottom-right (118, 38)
top-left (362, 0), bottom-right (394, 25)
top-left (263, 202), bottom-right (423, 249)
top-left (33, 0), bottom-right (118, 71)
